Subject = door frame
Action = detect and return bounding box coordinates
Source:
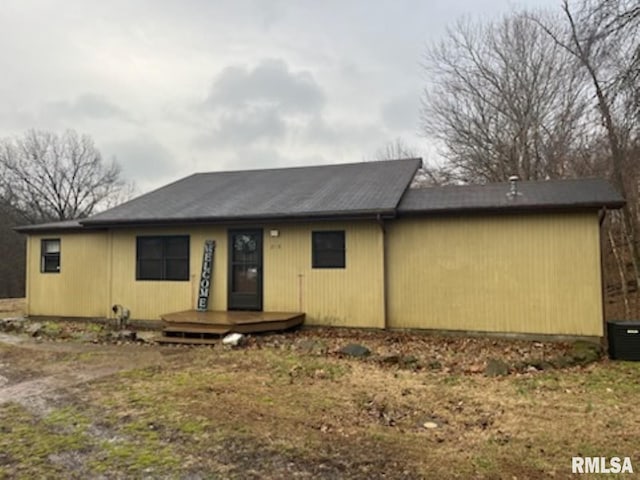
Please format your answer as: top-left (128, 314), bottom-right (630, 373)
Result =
top-left (227, 228), bottom-right (263, 311)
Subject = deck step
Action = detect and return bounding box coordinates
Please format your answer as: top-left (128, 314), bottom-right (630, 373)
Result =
top-left (157, 310), bottom-right (305, 345)
top-left (162, 324), bottom-right (231, 335)
top-left (156, 336), bottom-right (219, 346)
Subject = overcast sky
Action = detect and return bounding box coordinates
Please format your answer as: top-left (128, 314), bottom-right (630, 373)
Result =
top-left (1, 0), bottom-right (559, 193)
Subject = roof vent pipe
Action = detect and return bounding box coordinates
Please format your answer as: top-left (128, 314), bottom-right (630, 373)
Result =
top-left (507, 175), bottom-right (521, 198)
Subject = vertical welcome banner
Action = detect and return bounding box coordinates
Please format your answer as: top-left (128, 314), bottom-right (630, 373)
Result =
top-left (197, 240), bottom-right (216, 311)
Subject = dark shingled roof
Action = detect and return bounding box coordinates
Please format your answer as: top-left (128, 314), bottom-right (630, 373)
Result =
top-left (15, 166), bottom-right (624, 233)
top-left (81, 158), bottom-right (422, 226)
top-left (14, 219), bottom-right (86, 233)
top-left (398, 178), bottom-right (625, 214)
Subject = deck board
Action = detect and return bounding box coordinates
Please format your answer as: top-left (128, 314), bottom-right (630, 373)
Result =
top-left (159, 310), bottom-right (304, 342)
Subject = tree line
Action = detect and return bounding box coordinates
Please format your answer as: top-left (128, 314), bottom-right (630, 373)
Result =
top-left (0, 130), bottom-right (130, 298)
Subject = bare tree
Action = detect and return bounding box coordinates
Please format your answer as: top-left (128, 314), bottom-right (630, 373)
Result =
top-left (373, 137), bottom-right (451, 186)
top-left (0, 129), bottom-right (129, 222)
top-left (420, 13), bottom-right (590, 183)
top-left (533, 1), bottom-right (640, 317)
top-left (533, 1), bottom-right (639, 192)
top-left (374, 137), bottom-right (420, 161)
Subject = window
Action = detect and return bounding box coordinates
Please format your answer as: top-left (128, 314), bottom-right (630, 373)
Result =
top-left (312, 231), bottom-right (345, 268)
top-left (41, 239), bottom-right (61, 273)
top-left (136, 236), bottom-right (190, 281)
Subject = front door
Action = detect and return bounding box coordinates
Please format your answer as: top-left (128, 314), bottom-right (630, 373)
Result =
top-left (228, 229), bottom-right (263, 310)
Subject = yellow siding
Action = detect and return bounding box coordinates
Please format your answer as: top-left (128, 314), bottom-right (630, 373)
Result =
top-left (27, 232), bottom-right (109, 317)
top-left (263, 221), bottom-right (384, 328)
top-left (24, 212), bottom-right (604, 336)
top-left (387, 212), bottom-right (603, 336)
top-left (109, 226), bottom-right (228, 320)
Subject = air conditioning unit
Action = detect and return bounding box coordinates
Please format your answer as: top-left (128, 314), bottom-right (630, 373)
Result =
top-left (607, 321), bottom-right (640, 361)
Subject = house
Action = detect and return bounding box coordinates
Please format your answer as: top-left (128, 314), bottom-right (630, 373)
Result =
top-left (16, 158), bottom-right (624, 338)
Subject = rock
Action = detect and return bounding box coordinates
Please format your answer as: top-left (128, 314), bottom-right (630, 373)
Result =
top-left (551, 355), bottom-right (574, 369)
top-left (339, 343), bottom-right (371, 358)
top-left (26, 322), bottom-right (43, 337)
top-left (76, 333), bottom-right (99, 343)
top-left (398, 355), bottom-right (420, 370)
top-left (112, 330), bottom-right (136, 342)
top-left (468, 364), bottom-right (484, 374)
top-left (400, 355), bottom-right (418, 365)
top-left (485, 358), bottom-right (509, 377)
top-left (136, 331), bottom-right (157, 344)
top-left (0, 317), bottom-right (27, 333)
top-left (570, 341), bottom-right (601, 365)
top-left (222, 332), bottom-right (246, 347)
top-left (296, 339), bottom-right (327, 355)
top-left (381, 354), bottom-right (401, 365)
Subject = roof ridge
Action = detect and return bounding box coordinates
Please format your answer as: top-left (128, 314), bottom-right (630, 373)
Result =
top-left (410, 177), bottom-right (607, 191)
top-left (192, 157), bottom-right (422, 176)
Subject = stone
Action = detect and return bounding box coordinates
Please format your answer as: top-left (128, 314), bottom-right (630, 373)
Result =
top-left (528, 359), bottom-right (553, 371)
top-left (75, 332), bottom-right (99, 343)
top-left (381, 354), bottom-right (401, 365)
top-left (296, 339), bottom-right (327, 355)
top-left (569, 341), bottom-right (601, 365)
top-left (222, 332), bottom-right (246, 347)
top-left (398, 355), bottom-right (422, 370)
top-left (0, 317), bottom-right (26, 333)
top-left (113, 330), bottom-right (136, 342)
top-left (339, 343), bottom-right (371, 358)
top-left (468, 364), bottom-right (484, 374)
top-left (136, 331), bottom-right (157, 344)
top-left (26, 322), bottom-right (43, 337)
top-left (551, 355), bottom-right (574, 369)
top-left (485, 358), bottom-right (509, 377)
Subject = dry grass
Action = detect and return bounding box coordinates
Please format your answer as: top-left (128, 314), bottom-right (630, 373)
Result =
top-left (0, 330), bottom-right (639, 479)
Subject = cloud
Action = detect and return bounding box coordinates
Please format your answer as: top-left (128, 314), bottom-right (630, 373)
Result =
top-left (220, 144), bottom-right (325, 171)
top-left (194, 58), bottom-right (327, 150)
top-left (203, 58), bottom-right (325, 115)
top-left (299, 115), bottom-right (384, 148)
top-left (195, 106), bottom-right (287, 148)
top-left (42, 94), bottom-right (133, 122)
top-left (103, 135), bottom-right (177, 190)
top-left (381, 92), bottom-right (420, 131)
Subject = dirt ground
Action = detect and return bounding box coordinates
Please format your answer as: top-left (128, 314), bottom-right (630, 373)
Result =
top-left (1, 299), bottom-right (639, 479)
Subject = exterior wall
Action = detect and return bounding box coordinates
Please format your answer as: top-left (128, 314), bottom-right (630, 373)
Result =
top-left (108, 226), bottom-right (229, 321)
top-left (386, 212), bottom-right (603, 336)
top-left (110, 221), bottom-right (385, 327)
top-left (25, 221), bottom-right (384, 327)
top-left (26, 232), bottom-right (109, 317)
top-left (24, 211), bottom-right (604, 336)
top-left (262, 221), bottom-right (385, 328)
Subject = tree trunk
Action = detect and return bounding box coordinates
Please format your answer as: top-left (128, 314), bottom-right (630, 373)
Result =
top-left (608, 224), bottom-right (631, 318)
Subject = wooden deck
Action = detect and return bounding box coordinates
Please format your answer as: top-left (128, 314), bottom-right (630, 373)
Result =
top-left (158, 310), bottom-right (305, 345)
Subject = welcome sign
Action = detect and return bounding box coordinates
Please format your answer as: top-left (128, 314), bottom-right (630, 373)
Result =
top-left (197, 240), bottom-right (216, 311)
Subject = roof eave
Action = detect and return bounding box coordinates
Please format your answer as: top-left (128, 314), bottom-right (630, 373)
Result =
top-left (80, 209), bottom-right (398, 228)
top-left (14, 224), bottom-right (105, 234)
top-left (397, 200), bottom-right (626, 217)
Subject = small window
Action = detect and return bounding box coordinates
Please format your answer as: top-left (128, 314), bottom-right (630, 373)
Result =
top-left (136, 236), bottom-right (190, 281)
top-left (41, 239), bottom-right (61, 273)
top-left (312, 231), bottom-right (345, 268)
